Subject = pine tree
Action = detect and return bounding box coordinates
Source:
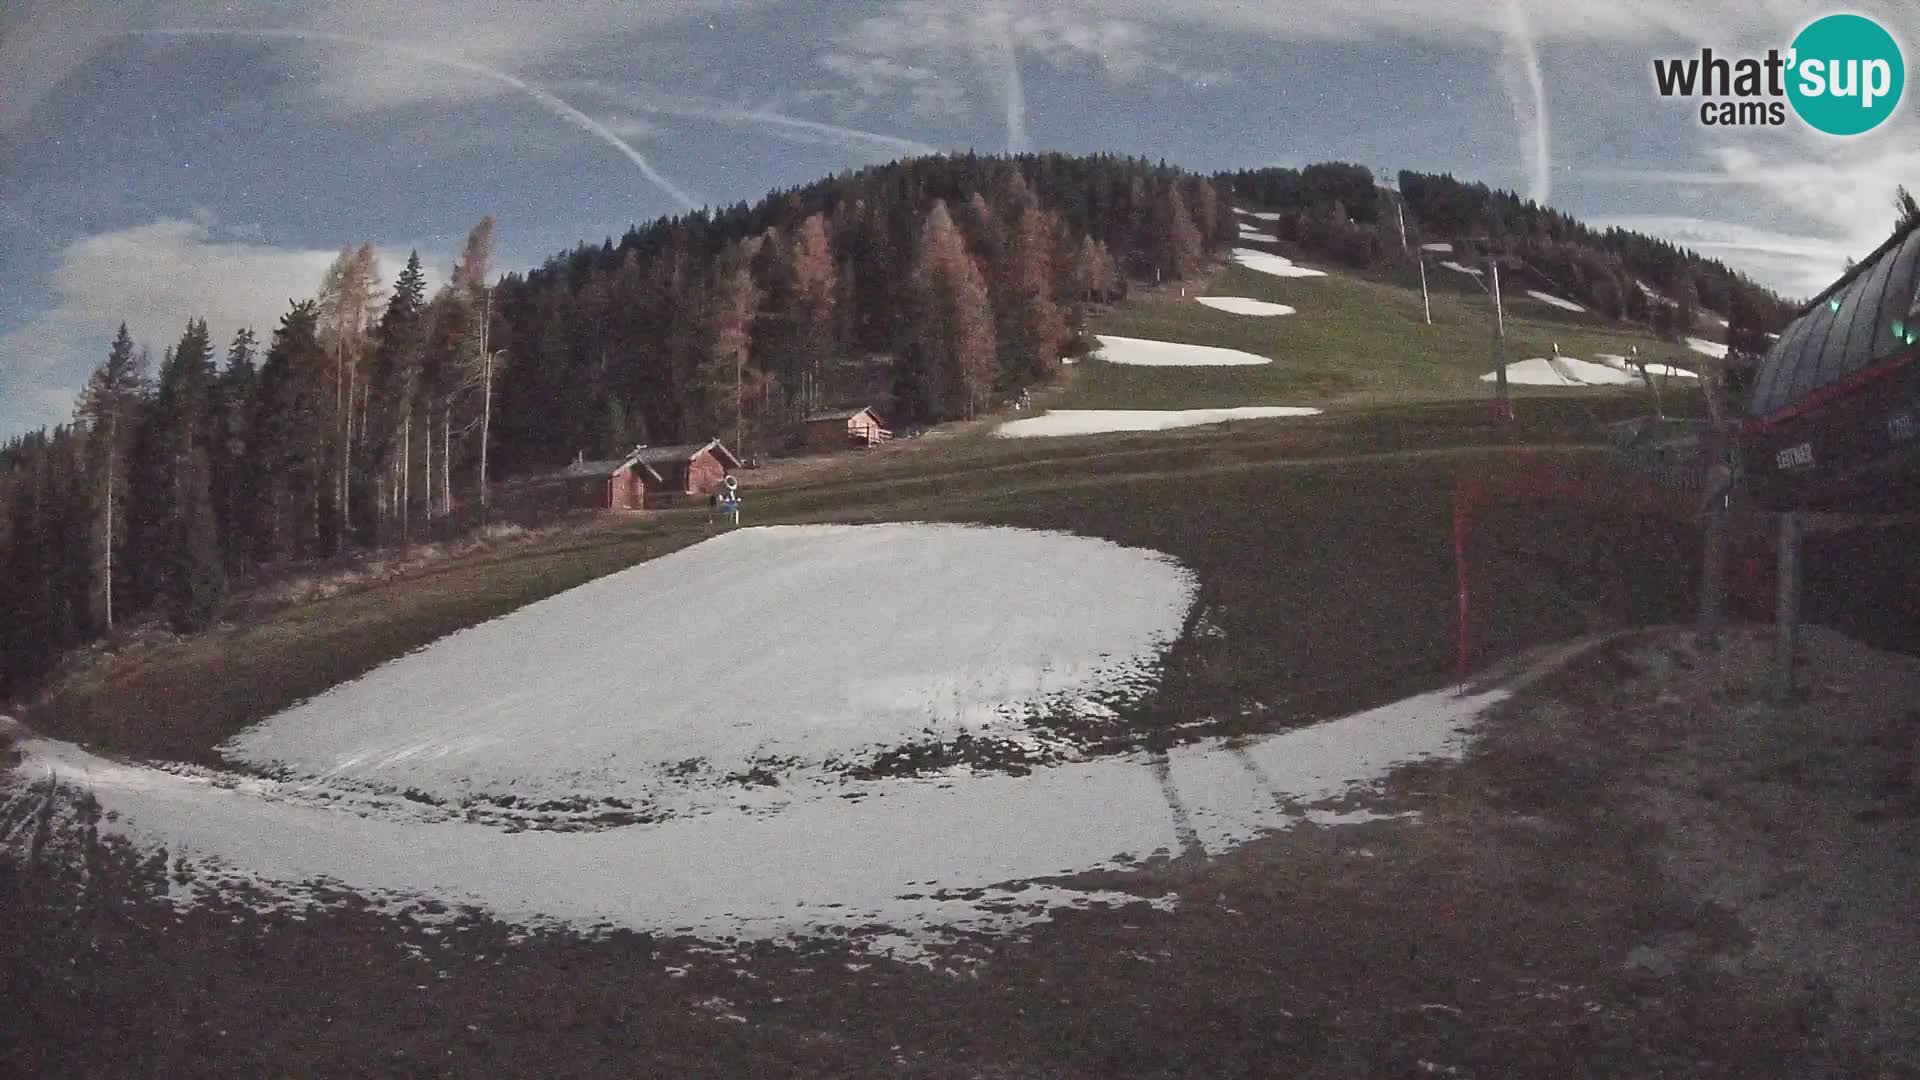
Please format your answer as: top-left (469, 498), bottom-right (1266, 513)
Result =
top-left (702, 242), bottom-right (762, 450)
top-left (996, 207), bottom-right (1067, 385)
top-left (1150, 181), bottom-right (1203, 281)
top-left (248, 303), bottom-right (329, 562)
top-left (74, 324), bottom-right (148, 632)
top-left (784, 214), bottom-right (837, 415)
top-left (315, 243), bottom-right (382, 542)
top-left (449, 216), bottom-right (499, 509)
top-left (212, 328), bottom-right (257, 568)
top-left (165, 437), bottom-right (225, 632)
top-left (902, 201), bottom-right (997, 421)
top-left (365, 252), bottom-right (428, 542)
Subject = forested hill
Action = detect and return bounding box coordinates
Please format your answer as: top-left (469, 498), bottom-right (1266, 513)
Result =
top-left (488, 153), bottom-right (1235, 476)
top-left (0, 151), bottom-right (1810, 694)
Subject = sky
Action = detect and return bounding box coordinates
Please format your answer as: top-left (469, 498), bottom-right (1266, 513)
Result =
top-left (1, 0), bottom-right (1914, 438)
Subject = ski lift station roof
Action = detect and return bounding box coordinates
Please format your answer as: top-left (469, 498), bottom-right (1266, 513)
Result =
top-left (1740, 221), bottom-right (1920, 511)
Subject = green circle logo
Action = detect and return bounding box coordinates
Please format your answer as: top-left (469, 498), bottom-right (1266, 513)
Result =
top-left (1787, 14), bottom-right (1904, 135)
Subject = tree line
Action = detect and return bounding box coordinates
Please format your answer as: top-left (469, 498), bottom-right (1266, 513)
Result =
top-left (1, 153), bottom-right (1231, 694)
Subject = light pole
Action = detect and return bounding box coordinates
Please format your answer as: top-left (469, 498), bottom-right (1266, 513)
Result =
top-left (1417, 242), bottom-right (1452, 326)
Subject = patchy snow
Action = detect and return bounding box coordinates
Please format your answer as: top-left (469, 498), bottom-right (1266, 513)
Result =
top-left (1525, 289), bottom-right (1586, 313)
top-left (1238, 209), bottom-right (1282, 221)
top-left (220, 525), bottom-right (1196, 821)
top-left (1482, 356), bottom-right (1699, 386)
top-left (1194, 296), bottom-right (1295, 317)
top-left (1481, 357), bottom-right (1639, 387)
top-left (1592, 354), bottom-right (1700, 379)
top-left (1238, 227), bottom-right (1279, 242)
top-left (995, 407), bottom-right (1321, 438)
top-left (1231, 248), bottom-right (1327, 279)
top-left (1093, 334), bottom-right (1272, 367)
top-left (1438, 260), bottom-right (1483, 278)
top-left (9, 678), bottom-right (1508, 953)
top-left (1637, 280), bottom-right (1673, 306)
top-left (1686, 337), bottom-right (1729, 359)
top-left (1642, 363), bottom-right (1698, 378)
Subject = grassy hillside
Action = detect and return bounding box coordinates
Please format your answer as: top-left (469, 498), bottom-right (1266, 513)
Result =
top-left (1064, 252), bottom-right (1709, 411)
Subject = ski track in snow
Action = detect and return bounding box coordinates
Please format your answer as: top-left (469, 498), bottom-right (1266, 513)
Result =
top-left (995, 407), bottom-right (1321, 438)
top-left (10, 683), bottom-right (1506, 956)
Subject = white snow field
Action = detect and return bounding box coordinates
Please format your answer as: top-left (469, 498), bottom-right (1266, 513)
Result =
top-left (12, 678), bottom-right (1508, 951)
top-left (1238, 227), bottom-right (1279, 242)
top-left (1525, 289), bottom-right (1586, 313)
top-left (1231, 247), bottom-right (1327, 279)
top-left (222, 524), bottom-right (1196, 818)
top-left (1439, 259), bottom-right (1484, 278)
top-left (1686, 336), bottom-right (1729, 359)
top-left (996, 407), bottom-right (1322, 438)
top-left (1193, 296), bottom-right (1295, 316)
top-left (1238, 209), bottom-right (1282, 221)
top-left (1093, 334), bottom-right (1272, 367)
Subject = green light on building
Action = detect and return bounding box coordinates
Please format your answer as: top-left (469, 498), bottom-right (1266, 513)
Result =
top-left (1896, 321), bottom-right (1908, 339)
top-left (1829, 298), bottom-right (1843, 312)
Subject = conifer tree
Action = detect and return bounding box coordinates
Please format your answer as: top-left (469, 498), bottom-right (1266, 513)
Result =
top-left (74, 323), bottom-right (148, 631)
top-left (902, 201), bottom-right (996, 421)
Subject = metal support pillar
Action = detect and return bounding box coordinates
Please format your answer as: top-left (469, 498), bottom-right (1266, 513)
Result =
top-left (1770, 510), bottom-right (1802, 705)
top-left (1698, 496), bottom-right (1729, 647)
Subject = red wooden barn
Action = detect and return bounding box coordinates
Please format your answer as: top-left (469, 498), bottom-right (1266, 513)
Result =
top-left (503, 440), bottom-right (740, 514)
top-left (632, 439), bottom-right (742, 503)
top-left (540, 448), bottom-right (662, 511)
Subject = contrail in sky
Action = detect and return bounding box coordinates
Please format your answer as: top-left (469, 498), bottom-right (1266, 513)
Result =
top-left (1502, 1), bottom-right (1551, 205)
top-left (137, 27), bottom-right (703, 211)
top-left (569, 82), bottom-right (938, 157)
top-left (999, 14), bottom-right (1030, 153)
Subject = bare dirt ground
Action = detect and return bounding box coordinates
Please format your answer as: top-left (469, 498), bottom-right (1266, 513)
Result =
top-left (4, 622), bottom-right (1916, 1077)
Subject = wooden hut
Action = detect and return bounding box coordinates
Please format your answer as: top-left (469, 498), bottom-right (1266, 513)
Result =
top-left (801, 407), bottom-right (890, 453)
top-left (632, 439), bottom-right (742, 502)
top-left (508, 449), bottom-right (661, 513)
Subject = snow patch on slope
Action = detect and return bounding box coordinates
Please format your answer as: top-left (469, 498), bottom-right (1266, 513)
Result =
top-left (996, 407), bottom-right (1321, 438)
top-left (1093, 334), bottom-right (1272, 367)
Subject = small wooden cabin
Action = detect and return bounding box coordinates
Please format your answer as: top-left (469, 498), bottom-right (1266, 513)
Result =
top-left (502, 449), bottom-right (662, 513)
top-left (632, 439), bottom-right (742, 502)
top-left (802, 407), bottom-right (890, 453)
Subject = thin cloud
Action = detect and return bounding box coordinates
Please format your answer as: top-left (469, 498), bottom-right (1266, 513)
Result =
top-left (0, 213), bottom-right (440, 436)
top-left (135, 27), bottom-right (703, 210)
